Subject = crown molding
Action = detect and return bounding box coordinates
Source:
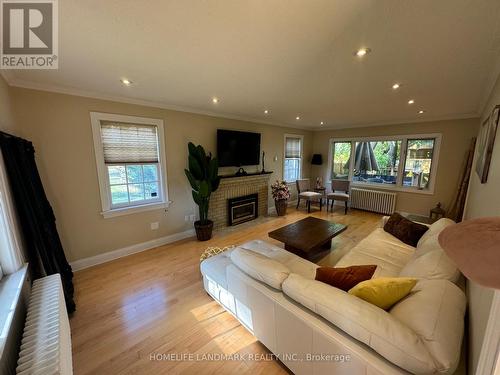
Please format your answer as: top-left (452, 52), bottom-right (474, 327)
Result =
top-left (0, 71), bottom-right (16, 85)
top-left (5, 78), bottom-right (313, 131)
top-left (4, 75), bottom-right (481, 133)
top-left (311, 112), bottom-right (480, 132)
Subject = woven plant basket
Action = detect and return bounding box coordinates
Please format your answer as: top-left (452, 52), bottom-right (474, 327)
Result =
top-left (275, 199), bottom-right (288, 216)
top-left (194, 220), bottom-right (214, 241)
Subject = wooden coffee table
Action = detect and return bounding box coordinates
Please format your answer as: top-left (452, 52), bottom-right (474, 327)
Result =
top-left (268, 217), bottom-right (347, 260)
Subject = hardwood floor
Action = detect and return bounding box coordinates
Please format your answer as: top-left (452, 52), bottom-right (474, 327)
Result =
top-left (70, 208), bottom-right (381, 375)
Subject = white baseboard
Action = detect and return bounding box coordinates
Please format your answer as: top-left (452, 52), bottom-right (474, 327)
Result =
top-left (70, 229), bottom-right (196, 271)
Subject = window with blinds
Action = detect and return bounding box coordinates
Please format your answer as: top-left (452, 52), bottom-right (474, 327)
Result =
top-left (100, 122), bottom-right (159, 164)
top-left (284, 135), bottom-right (303, 182)
top-left (91, 113), bottom-right (168, 215)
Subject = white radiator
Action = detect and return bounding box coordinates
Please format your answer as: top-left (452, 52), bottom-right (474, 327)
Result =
top-left (351, 188), bottom-right (397, 215)
top-left (16, 274), bottom-right (72, 375)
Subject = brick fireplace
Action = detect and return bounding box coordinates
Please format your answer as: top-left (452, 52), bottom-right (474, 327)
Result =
top-left (208, 173), bottom-right (272, 230)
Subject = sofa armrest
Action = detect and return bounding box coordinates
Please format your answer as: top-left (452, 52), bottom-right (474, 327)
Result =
top-left (282, 273), bottom-right (437, 374)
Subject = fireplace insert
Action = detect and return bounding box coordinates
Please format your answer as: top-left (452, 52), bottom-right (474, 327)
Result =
top-left (228, 194), bottom-right (258, 226)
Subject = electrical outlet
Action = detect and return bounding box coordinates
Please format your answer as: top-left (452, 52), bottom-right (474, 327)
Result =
top-left (184, 215), bottom-right (189, 222)
top-left (150, 222), bottom-right (159, 230)
top-left (189, 214), bottom-right (195, 222)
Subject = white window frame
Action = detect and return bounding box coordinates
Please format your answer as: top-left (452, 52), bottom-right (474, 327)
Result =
top-left (90, 112), bottom-right (170, 218)
top-left (106, 163), bottom-right (162, 209)
top-left (327, 133), bottom-right (441, 195)
top-left (0, 153), bottom-right (24, 275)
top-left (283, 134), bottom-right (304, 183)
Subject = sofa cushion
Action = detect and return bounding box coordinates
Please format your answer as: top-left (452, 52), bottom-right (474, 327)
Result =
top-left (384, 213), bottom-right (429, 247)
top-left (348, 277), bottom-right (417, 310)
top-left (390, 279), bottom-right (466, 373)
top-left (282, 273), bottom-right (440, 374)
top-left (398, 218), bottom-right (460, 283)
top-left (315, 265), bottom-right (377, 291)
top-left (399, 248), bottom-right (460, 283)
top-left (299, 191), bottom-right (322, 198)
top-left (335, 228), bottom-right (415, 277)
top-left (238, 240), bottom-right (318, 279)
top-left (327, 192), bottom-right (349, 200)
top-left (230, 247), bottom-right (290, 290)
top-left (416, 218), bottom-right (455, 255)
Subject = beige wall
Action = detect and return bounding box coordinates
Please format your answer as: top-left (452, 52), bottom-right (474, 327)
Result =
top-left (464, 73), bottom-right (500, 374)
top-left (0, 75), bottom-right (18, 134)
top-left (10, 87), bottom-right (313, 262)
top-left (311, 118), bottom-right (479, 216)
top-left (466, 78), bottom-right (500, 218)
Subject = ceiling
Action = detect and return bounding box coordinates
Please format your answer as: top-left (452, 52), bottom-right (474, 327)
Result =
top-left (4, 0), bottom-right (500, 130)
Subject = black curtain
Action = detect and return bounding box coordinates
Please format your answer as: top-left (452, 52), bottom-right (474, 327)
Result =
top-left (0, 131), bottom-right (75, 313)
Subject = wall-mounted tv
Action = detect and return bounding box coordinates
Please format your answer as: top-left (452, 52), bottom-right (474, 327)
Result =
top-left (217, 129), bottom-right (261, 167)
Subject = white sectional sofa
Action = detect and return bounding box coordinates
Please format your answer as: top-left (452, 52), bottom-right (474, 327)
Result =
top-left (200, 218), bottom-right (466, 375)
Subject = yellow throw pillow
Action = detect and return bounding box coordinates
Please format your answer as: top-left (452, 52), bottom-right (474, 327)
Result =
top-left (348, 277), bottom-right (417, 310)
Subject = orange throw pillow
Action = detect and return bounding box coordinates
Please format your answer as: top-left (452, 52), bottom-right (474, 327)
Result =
top-left (315, 265), bottom-right (377, 291)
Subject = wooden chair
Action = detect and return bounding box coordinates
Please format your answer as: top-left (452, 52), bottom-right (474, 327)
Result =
top-left (327, 179), bottom-right (350, 214)
top-left (296, 179), bottom-right (322, 213)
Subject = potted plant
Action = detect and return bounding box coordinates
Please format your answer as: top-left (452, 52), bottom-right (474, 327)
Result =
top-left (271, 180), bottom-right (290, 216)
top-left (184, 142), bottom-right (221, 241)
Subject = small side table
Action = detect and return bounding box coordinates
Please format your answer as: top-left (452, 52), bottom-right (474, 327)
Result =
top-left (314, 187), bottom-right (326, 207)
top-left (314, 187), bottom-right (326, 194)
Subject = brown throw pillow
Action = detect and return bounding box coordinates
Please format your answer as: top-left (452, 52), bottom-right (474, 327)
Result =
top-left (315, 265), bottom-right (377, 291)
top-left (384, 213), bottom-right (429, 247)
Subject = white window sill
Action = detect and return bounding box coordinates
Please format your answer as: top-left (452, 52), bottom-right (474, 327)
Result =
top-left (0, 264), bottom-right (28, 361)
top-left (101, 201), bottom-right (171, 219)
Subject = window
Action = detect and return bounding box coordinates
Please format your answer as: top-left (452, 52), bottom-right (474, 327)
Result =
top-left (0, 153), bottom-right (24, 276)
top-left (91, 113), bottom-right (169, 218)
top-left (284, 135), bottom-right (303, 182)
top-left (331, 141), bottom-right (352, 180)
top-left (328, 134), bottom-right (441, 193)
top-left (403, 138), bottom-right (435, 189)
top-left (107, 164), bottom-right (160, 206)
top-left (352, 140), bottom-right (402, 185)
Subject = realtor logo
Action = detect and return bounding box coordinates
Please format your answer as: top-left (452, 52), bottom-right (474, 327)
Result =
top-left (1, 0), bottom-right (58, 69)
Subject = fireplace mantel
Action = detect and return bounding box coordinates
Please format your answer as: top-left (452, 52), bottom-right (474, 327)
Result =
top-left (219, 171), bottom-right (273, 179)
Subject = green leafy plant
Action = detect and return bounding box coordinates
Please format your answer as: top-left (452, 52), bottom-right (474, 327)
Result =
top-left (184, 142), bottom-right (221, 225)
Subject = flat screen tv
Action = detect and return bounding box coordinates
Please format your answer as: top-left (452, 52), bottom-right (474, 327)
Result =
top-left (217, 129), bottom-right (261, 167)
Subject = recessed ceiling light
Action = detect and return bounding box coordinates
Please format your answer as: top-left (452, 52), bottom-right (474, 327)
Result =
top-left (296, 116), bottom-right (300, 120)
top-left (320, 121), bottom-right (324, 125)
top-left (355, 47), bottom-right (371, 57)
top-left (408, 99), bottom-right (415, 104)
top-left (418, 110), bottom-right (425, 114)
top-left (212, 97), bottom-right (219, 104)
top-left (264, 109), bottom-right (269, 114)
top-left (121, 78), bottom-right (132, 86)
top-left (392, 83), bottom-right (400, 90)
